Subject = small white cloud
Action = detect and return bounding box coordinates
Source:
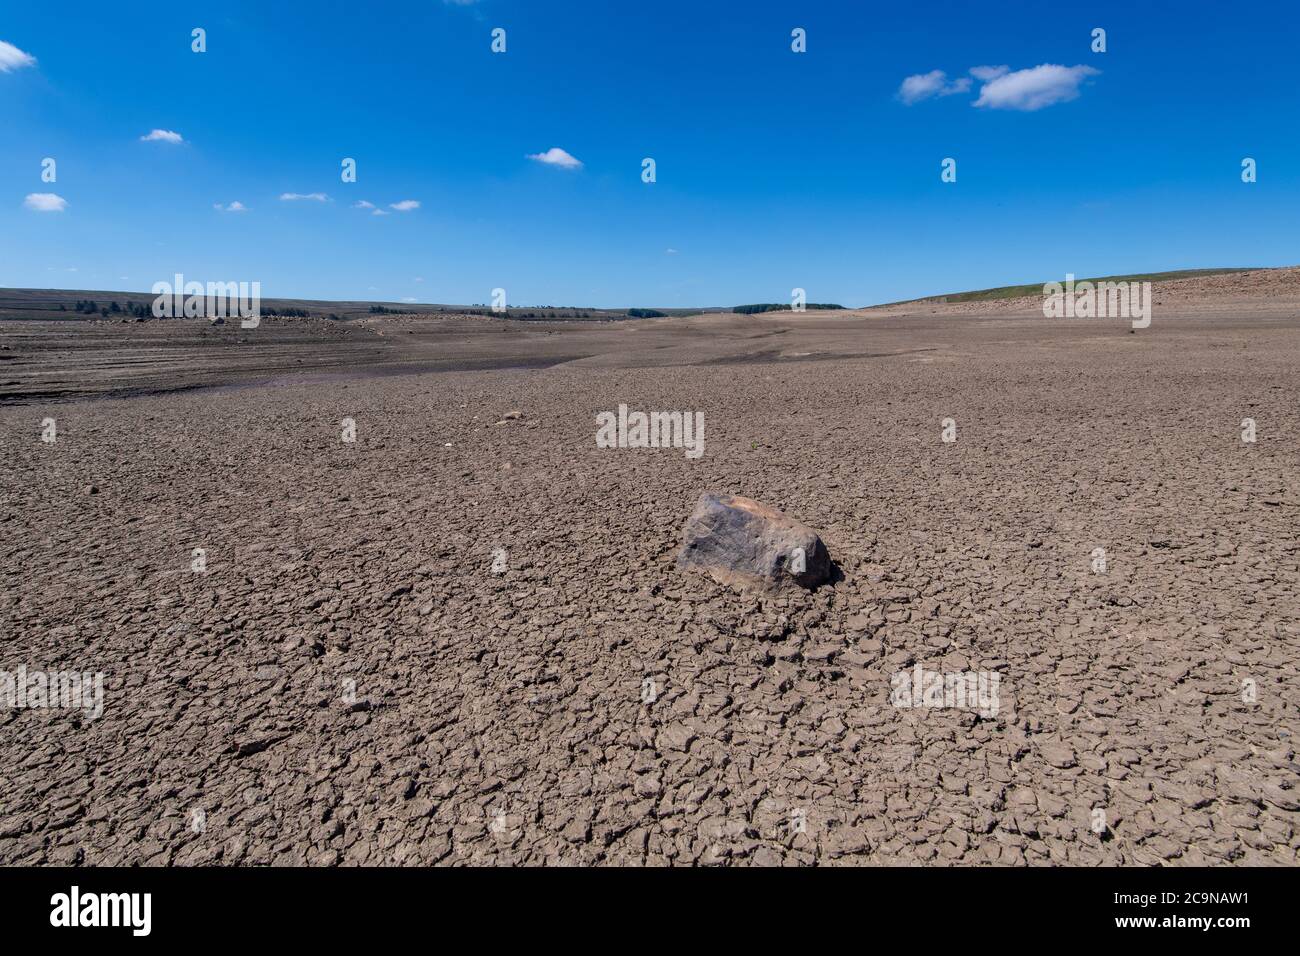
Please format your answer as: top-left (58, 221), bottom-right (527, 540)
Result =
top-left (371, 208), bottom-right (390, 216)
top-left (24, 192), bottom-right (67, 212)
top-left (969, 65), bottom-right (1010, 82)
top-left (413, 277), bottom-right (425, 283)
top-left (0, 39), bottom-right (37, 73)
top-left (389, 199), bottom-right (420, 211)
top-left (401, 297), bottom-right (418, 303)
top-left (213, 201), bottom-right (247, 212)
top-left (665, 248), bottom-right (678, 255)
top-left (898, 70), bottom-right (969, 105)
top-left (140, 128), bottom-right (184, 144)
top-left (353, 200), bottom-right (376, 209)
top-left (973, 64), bottom-right (1099, 111)
top-left (899, 71), bottom-right (944, 101)
top-left (527, 147), bottom-right (583, 169)
top-left (280, 192), bottom-right (330, 202)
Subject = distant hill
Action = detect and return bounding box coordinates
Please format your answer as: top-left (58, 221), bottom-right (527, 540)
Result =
top-left (1, 268), bottom-right (1276, 321)
top-left (878, 268), bottom-right (1259, 307)
top-left (0, 288), bottom-right (717, 322)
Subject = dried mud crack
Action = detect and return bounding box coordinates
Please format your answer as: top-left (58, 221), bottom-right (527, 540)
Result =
top-left (0, 303), bottom-right (1297, 866)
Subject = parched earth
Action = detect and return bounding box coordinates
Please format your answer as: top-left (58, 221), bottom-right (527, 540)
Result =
top-left (0, 300), bottom-right (1297, 865)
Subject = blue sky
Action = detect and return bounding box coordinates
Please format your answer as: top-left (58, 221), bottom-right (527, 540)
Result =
top-left (2, 0), bottom-right (1296, 307)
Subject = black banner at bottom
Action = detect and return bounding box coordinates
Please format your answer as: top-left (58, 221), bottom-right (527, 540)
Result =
top-left (0, 865), bottom-right (1270, 941)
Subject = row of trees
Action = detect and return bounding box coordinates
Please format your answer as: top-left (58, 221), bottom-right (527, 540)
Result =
top-left (63, 300), bottom-right (151, 318)
top-left (364, 304), bottom-right (671, 320)
top-left (455, 307), bottom-right (597, 319)
top-left (734, 303), bottom-right (845, 314)
top-left (61, 300), bottom-right (318, 320)
top-left (59, 298), bottom-right (844, 321)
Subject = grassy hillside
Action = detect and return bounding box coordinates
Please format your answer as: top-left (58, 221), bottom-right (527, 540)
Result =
top-left (880, 268), bottom-right (1260, 307)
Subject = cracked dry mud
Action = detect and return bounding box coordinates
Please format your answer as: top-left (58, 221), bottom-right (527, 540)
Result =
top-left (1, 296), bottom-right (1298, 866)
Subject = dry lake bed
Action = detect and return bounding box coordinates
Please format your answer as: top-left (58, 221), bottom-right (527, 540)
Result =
top-left (1, 276), bottom-right (1297, 865)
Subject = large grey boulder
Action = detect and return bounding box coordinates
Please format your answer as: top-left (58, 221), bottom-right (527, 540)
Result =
top-left (677, 493), bottom-right (831, 590)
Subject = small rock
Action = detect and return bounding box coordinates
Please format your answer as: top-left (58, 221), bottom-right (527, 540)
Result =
top-left (677, 493), bottom-right (831, 591)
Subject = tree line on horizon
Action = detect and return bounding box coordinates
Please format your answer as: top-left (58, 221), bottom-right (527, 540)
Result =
top-left (733, 303), bottom-right (845, 314)
top-left (52, 298), bottom-right (842, 321)
top-left (66, 299), bottom-right (150, 318)
top-left (60, 300), bottom-right (313, 319)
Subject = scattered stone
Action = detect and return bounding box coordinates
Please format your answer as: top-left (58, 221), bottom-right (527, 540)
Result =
top-left (677, 493), bottom-right (831, 591)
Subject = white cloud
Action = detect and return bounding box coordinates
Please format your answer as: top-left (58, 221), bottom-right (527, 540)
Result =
top-left (24, 192), bottom-right (67, 212)
top-left (0, 40), bottom-right (37, 73)
top-left (140, 129), bottom-right (184, 144)
top-left (899, 71), bottom-right (944, 103)
top-left (280, 192), bottom-right (330, 202)
top-left (401, 297), bottom-right (418, 303)
top-left (969, 65), bottom-right (1009, 82)
top-left (413, 277), bottom-right (425, 283)
top-left (973, 64), bottom-right (1099, 111)
top-left (665, 248), bottom-right (678, 255)
top-left (354, 199), bottom-right (402, 214)
top-left (527, 147), bottom-right (583, 169)
top-left (898, 70), bottom-right (970, 105)
top-left (213, 201), bottom-right (247, 212)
